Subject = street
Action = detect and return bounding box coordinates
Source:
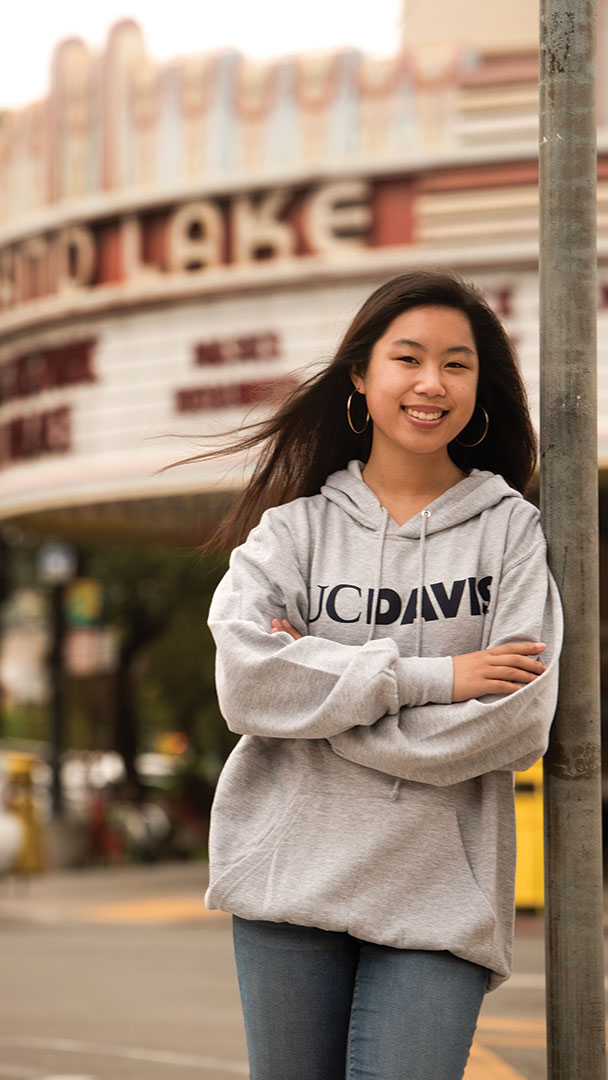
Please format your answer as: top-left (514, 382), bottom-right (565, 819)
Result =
top-left (0, 862), bottom-right (598, 1079)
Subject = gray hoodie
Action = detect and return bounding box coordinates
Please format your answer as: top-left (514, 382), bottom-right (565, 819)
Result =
top-left (205, 460), bottom-right (562, 990)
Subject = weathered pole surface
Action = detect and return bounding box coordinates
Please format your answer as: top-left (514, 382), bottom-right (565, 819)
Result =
top-left (539, 1), bottom-right (606, 1078)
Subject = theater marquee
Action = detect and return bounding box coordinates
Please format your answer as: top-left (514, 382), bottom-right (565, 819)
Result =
top-left (0, 179), bottom-right (378, 316)
top-left (1, 178), bottom-right (605, 517)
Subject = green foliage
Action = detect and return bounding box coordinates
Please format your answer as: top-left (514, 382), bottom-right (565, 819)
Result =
top-left (1, 702), bottom-right (47, 742)
top-left (80, 541), bottom-right (230, 762)
top-left (1, 533), bottom-right (234, 771)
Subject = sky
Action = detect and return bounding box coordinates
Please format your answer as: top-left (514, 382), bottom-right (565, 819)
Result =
top-left (0, 0), bottom-right (404, 111)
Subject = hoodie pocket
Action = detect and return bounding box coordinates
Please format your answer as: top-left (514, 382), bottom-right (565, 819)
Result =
top-left (209, 785), bottom-right (498, 969)
top-left (344, 795), bottom-right (498, 963)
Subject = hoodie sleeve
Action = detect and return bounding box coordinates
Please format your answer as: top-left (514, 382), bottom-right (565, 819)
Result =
top-left (329, 539), bottom-right (563, 786)
top-left (208, 508), bottom-right (454, 740)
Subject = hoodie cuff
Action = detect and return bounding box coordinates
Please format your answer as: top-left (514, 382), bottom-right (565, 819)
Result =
top-left (395, 656), bottom-right (454, 707)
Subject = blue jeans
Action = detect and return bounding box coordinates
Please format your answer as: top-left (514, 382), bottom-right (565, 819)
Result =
top-left (232, 917), bottom-right (489, 1080)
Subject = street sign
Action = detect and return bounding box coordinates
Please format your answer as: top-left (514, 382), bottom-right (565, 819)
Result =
top-left (65, 579), bottom-right (103, 627)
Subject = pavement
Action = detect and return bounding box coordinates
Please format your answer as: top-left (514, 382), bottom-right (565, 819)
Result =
top-left (0, 860), bottom-right (222, 927)
top-left (0, 861), bottom-right (603, 1080)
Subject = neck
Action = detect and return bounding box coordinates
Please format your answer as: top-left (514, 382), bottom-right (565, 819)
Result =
top-left (362, 446), bottom-right (465, 502)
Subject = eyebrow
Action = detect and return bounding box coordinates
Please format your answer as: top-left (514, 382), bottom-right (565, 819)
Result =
top-left (391, 338), bottom-right (477, 356)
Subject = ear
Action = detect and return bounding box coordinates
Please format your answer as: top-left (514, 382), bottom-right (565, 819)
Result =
top-left (350, 366), bottom-right (365, 395)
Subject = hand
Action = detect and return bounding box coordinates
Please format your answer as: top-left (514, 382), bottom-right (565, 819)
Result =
top-left (452, 642), bottom-right (547, 702)
top-left (270, 617), bottom-right (302, 641)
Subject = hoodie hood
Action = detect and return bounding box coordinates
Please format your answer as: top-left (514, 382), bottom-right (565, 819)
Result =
top-left (321, 459), bottom-right (522, 538)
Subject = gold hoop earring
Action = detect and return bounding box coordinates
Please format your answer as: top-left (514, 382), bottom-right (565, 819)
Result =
top-left (455, 403), bottom-right (489, 447)
top-left (346, 390), bottom-right (370, 434)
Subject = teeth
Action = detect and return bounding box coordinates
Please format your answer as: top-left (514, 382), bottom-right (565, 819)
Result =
top-left (405, 408), bottom-right (443, 420)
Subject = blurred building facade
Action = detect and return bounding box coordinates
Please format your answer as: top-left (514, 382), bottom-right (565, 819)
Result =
top-left (0, 15), bottom-right (607, 552)
top-left (404, 0), bottom-right (538, 52)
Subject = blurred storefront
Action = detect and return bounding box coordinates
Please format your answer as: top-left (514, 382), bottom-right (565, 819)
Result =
top-left (3, 15), bottom-right (608, 544)
top-left (2, 13), bottom-right (608, 845)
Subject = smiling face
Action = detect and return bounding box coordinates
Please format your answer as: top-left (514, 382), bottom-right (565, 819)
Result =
top-left (351, 304), bottom-right (479, 474)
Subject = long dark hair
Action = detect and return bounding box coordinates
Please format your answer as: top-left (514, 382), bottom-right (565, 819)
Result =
top-left (177, 268), bottom-right (537, 550)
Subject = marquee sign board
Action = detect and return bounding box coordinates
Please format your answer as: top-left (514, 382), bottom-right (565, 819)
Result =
top-left (0, 181), bottom-right (375, 317)
top-left (0, 268), bottom-right (560, 519)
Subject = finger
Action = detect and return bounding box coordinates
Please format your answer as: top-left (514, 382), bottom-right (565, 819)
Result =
top-left (487, 667), bottom-right (540, 685)
top-left (489, 656), bottom-right (546, 673)
top-left (270, 617), bottom-right (302, 641)
top-left (489, 642), bottom-right (546, 656)
top-left (483, 681), bottom-right (525, 695)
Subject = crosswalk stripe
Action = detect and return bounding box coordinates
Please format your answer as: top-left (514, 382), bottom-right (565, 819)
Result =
top-left (76, 897), bottom-right (229, 923)
top-left (465, 1042), bottom-right (527, 1079)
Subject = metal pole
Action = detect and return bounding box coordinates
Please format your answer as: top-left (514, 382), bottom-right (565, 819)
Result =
top-left (539, 2), bottom-right (606, 1077)
top-left (49, 583), bottom-right (66, 819)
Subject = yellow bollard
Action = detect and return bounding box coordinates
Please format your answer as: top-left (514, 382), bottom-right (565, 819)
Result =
top-left (514, 758), bottom-right (544, 912)
top-left (5, 754), bottom-right (44, 875)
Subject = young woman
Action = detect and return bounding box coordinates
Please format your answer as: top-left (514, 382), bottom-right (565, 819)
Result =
top-left (203, 269), bottom-right (562, 1080)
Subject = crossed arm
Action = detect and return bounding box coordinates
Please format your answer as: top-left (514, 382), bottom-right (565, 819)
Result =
top-left (209, 509), bottom-right (562, 781)
top-left (270, 617), bottom-right (547, 701)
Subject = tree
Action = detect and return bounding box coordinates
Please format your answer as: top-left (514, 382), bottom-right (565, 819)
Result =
top-left (79, 543), bottom-right (230, 788)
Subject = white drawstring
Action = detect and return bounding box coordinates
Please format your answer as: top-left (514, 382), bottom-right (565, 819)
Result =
top-left (415, 510), bottom-right (431, 656)
top-left (366, 508), bottom-right (389, 643)
top-left (392, 508), bottom-right (431, 803)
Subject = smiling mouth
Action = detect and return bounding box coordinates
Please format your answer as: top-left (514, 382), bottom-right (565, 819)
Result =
top-left (403, 407), bottom-right (447, 421)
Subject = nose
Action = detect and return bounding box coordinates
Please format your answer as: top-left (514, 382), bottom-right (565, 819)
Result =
top-left (413, 362), bottom-right (446, 397)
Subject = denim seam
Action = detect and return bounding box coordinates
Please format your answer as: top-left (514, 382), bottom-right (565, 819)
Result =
top-left (346, 953), bottom-right (363, 1080)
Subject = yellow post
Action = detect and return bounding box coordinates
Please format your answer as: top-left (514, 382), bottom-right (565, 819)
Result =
top-left (514, 759), bottom-right (544, 912)
top-left (6, 753), bottom-right (44, 875)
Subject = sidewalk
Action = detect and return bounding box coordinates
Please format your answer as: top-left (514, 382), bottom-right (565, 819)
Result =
top-left (0, 859), bottom-right (225, 925)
